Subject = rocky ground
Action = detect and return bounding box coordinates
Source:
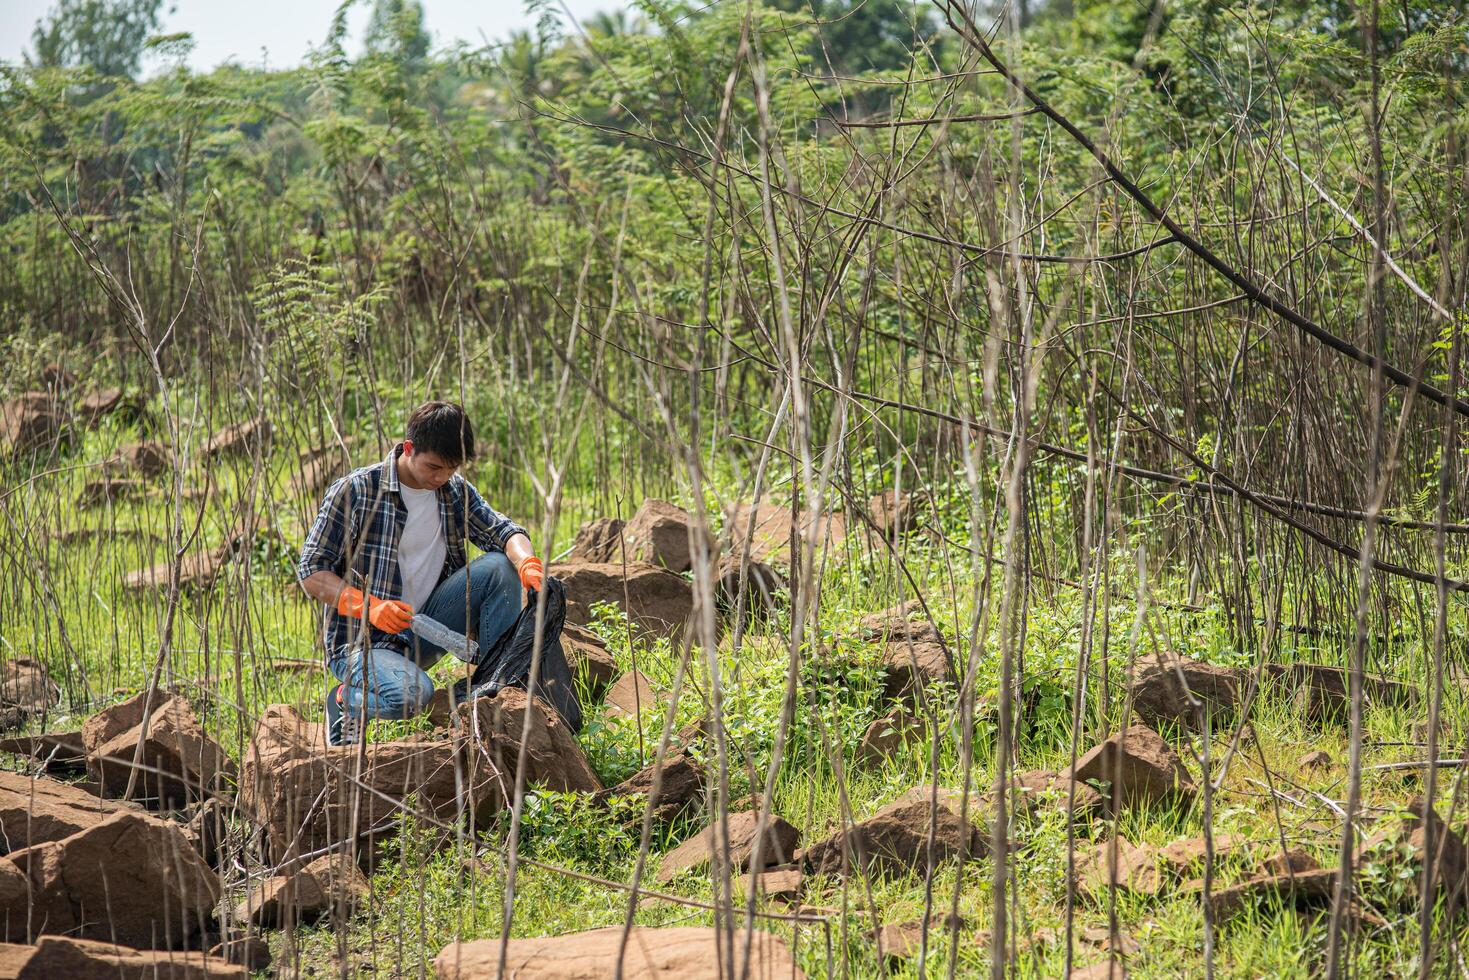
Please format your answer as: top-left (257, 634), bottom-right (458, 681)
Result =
top-left (2, 386), bottom-right (1465, 977)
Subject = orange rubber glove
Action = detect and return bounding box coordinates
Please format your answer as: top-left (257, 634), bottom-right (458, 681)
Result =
top-left (336, 586), bottom-right (414, 634)
top-left (517, 556), bottom-right (544, 592)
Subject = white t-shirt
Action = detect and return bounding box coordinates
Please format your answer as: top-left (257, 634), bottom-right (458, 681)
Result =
top-left (397, 485), bottom-right (447, 611)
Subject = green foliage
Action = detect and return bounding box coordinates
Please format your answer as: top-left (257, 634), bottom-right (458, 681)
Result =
top-left (365, 0), bottom-right (430, 68)
top-left (509, 790), bottom-right (648, 867)
top-left (767, 0), bottom-right (940, 76)
top-left (27, 0), bottom-right (164, 79)
top-left (250, 259), bottom-right (383, 394)
top-left (4, 4), bottom-right (1469, 973)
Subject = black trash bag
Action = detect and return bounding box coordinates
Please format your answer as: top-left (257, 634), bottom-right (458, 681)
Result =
top-left (461, 576), bottom-right (582, 733)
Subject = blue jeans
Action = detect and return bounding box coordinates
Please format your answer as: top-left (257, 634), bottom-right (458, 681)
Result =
top-left (329, 553), bottom-right (521, 720)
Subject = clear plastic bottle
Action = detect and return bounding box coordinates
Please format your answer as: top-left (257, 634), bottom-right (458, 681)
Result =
top-left (411, 614), bottom-right (478, 663)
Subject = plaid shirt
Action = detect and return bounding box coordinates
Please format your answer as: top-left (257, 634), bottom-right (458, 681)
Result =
top-left (297, 443), bottom-right (528, 666)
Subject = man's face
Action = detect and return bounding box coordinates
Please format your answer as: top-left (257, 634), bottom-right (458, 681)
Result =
top-left (400, 440), bottom-right (459, 491)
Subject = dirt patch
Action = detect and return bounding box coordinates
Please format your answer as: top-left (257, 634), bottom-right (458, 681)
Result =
top-left (551, 560), bottom-right (693, 636)
top-left (734, 866), bottom-right (804, 903)
top-left (604, 670), bottom-right (666, 720)
top-left (567, 517), bottom-right (626, 563)
top-left (0, 732), bottom-right (86, 776)
top-left (78, 476), bottom-right (149, 506)
top-left (595, 750), bottom-right (705, 824)
top-left (714, 555), bottom-right (784, 623)
top-left (1263, 663), bottom-right (1415, 721)
top-left (1072, 724), bottom-right (1196, 811)
top-left (1, 393), bottom-right (64, 460)
top-left (881, 639), bottom-right (952, 700)
top-left (656, 810), bottom-right (800, 883)
top-left (3, 810), bottom-right (220, 947)
top-left (0, 937), bottom-right (244, 978)
top-left (1356, 796), bottom-right (1469, 910)
top-left (1013, 770), bottom-right (1103, 816)
top-left (77, 389), bottom-right (132, 426)
top-left (103, 441), bottom-right (171, 479)
top-left (1075, 835), bottom-right (1242, 902)
top-left (0, 770), bottom-right (139, 854)
top-left (622, 499), bottom-right (712, 573)
top-left (202, 417), bottom-right (270, 459)
top-left (801, 785), bottom-right (988, 878)
top-left (291, 441), bottom-right (355, 499)
top-left (210, 932), bottom-right (272, 972)
top-left (867, 489), bottom-right (926, 540)
top-left (238, 704), bottom-right (501, 865)
top-left (856, 605), bottom-right (953, 700)
top-left (872, 912), bottom-right (965, 963)
top-left (1207, 867), bottom-right (1337, 919)
top-left (435, 925), bottom-right (806, 980)
top-left (83, 692), bottom-right (233, 807)
top-left (560, 624), bottom-right (617, 698)
top-left (854, 706), bottom-right (928, 769)
top-left (122, 546), bottom-right (233, 592)
top-left (457, 688), bottom-right (601, 794)
top-left (722, 501), bottom-right (847, 565)
top-left (0, 660), bottom-right (59, 732)
top-left (1127, 651), bottom-right (1242, 730)
top-left (233, 853), bottom-right (369, 928)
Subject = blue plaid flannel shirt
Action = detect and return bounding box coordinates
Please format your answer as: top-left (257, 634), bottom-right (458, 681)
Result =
top-left (296, 443), bottom-right (528, 667)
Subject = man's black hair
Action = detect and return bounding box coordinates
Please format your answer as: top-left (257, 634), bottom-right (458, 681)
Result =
top-left (405, 401), bottom-right (475, 466)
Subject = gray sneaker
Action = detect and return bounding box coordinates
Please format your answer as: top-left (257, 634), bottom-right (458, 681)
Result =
top-left (326, 683), bottom-right (362, 746)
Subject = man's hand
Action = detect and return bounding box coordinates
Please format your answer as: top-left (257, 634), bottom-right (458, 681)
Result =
top-left (336, 586), bottom-right (414, 634)
top-left (516, 556), bottom-right (544, 591)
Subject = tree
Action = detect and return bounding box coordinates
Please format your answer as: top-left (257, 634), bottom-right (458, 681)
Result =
top-left (767, 0), bottom-right (937, 76)
top-left (27, 0), bottom-right (165, 79)
top-left (582, 9), bottom-right (647, 38)
top-left (495, 29), bottom-right (552, 101)
top-left (364, 0), bottom-right (430, 68)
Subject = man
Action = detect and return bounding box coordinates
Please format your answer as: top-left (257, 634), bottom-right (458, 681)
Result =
top-left (297, 401), bottom-right (543, 745)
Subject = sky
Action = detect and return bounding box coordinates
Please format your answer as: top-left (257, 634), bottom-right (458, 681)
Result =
top-left (0, 0), bottom-right (627, 73)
